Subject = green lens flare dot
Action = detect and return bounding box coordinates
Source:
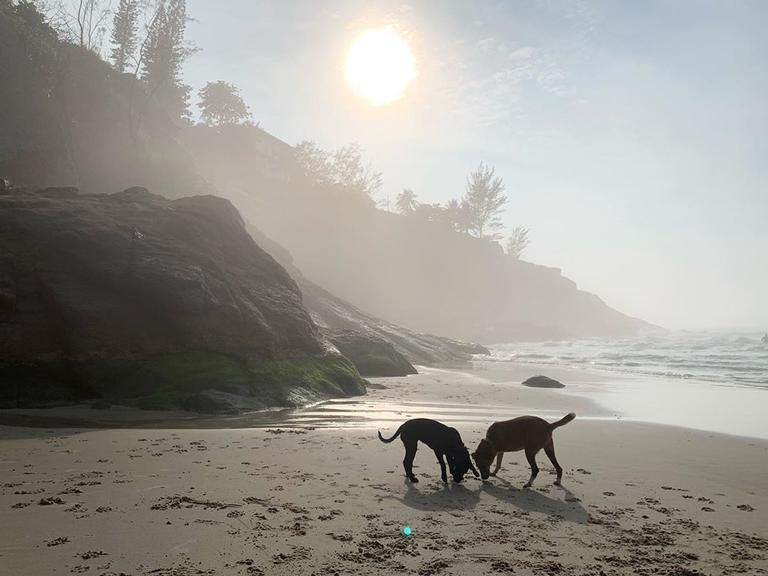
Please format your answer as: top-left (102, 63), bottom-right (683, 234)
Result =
top-left (402, 526), bottom-right (412, 537)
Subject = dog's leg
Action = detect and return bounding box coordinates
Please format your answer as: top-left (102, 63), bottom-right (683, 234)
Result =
top-left (544, 441), bottom-right (563, 485)
top-left (403, 441), bottom-right (418, 482)
top-left (523, 448), bottom-right (539, 488)
top-left (434, 451), bottom-right (448, 483)
top-left (490, 452), bottom-right (503, 477)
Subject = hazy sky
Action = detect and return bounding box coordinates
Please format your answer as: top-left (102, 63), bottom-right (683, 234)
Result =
top-left (184, 0), bottom-right (767, 331)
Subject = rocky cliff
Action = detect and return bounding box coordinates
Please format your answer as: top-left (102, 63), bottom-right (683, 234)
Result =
top-left (185, 125), bottom-right (649, 343)
top-left (0, 187), bottom-right (365, 410)
top-left (245, 226), bottom-right (489, 375)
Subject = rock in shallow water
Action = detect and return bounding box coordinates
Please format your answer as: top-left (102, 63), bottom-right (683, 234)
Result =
top-left (522, 375), bottom-right (565, 388)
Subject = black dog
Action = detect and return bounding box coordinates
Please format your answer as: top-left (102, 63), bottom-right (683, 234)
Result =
top-left (378, 418), bottom-right (479, 483)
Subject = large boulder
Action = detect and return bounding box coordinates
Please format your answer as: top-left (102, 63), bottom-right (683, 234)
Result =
top-left (327, 329), bottom-right (417, 377)
top-left (0, 187), bottom-right (365, 410)
top-left (522, 375), bottom-right (565, 389)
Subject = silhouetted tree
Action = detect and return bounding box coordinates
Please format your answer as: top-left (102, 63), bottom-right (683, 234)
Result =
top-left (198, 81), bottom-right (251, 126)
top-left (110, 0), bottom-right (139, 73)
top-left (295, 141), bottom-right (382, 199)
top-left (396, 188), bottom-right (417, 214)
top-left (333, 143), bottom-right (382, 198)
top-left (463, 162), bottom-right (507, 240)
top-left (294, 141), bottom-right (332, 185)
top-left (412, 203), bottom-right (455, 226)
top-left (140, 0), bottom-right (192, 121)
top-left (141, 3), bottom-right (167, 85)
top-left (445, 198), bottom-right (471, 233)
top-left (506, 226), bottom-right (530, 259)
top-left (45, 0), bottom-right (111, 53)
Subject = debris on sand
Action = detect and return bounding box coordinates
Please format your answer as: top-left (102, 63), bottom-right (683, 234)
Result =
top-left (151, 495), bottom-right (241, 511)
top-left (45, 537), bottom-right (70, 547)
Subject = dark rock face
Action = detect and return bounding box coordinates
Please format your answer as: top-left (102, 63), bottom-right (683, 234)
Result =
top-left (328, 329), bottom-right (418, 377)
top-left (522, 375), bottom-right (565, 389)
top-left (181, 389), bottom-right (266, 415)
top-left (0, 187), bottom-right (365, 409)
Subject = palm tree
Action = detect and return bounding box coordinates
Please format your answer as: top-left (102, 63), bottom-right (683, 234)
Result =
top-left (396, 188), bottom-right (418, 214)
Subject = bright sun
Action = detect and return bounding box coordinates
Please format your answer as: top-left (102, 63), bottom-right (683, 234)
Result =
top-left (345, 27), bottom-right (416, 106)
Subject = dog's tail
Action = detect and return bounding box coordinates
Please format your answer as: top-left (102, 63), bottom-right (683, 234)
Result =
top-left (550, 412), bottom-right (576, 431)
top-left (378, 424), bottom-right (404, 443)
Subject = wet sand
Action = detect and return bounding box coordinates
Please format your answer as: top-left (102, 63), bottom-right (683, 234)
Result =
top-left (1, 367), bottom-right (767, 575)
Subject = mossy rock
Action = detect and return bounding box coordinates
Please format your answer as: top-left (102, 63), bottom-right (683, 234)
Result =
top-left (345, 352), bottom-right (417, 377)
top-left (0, 358), bottom-right (94, 408)
top-left (246, 355), bottom-right (366, 400)
top-left (327, 329), bottom-right (417, 377)
top-left (0, 352), bottom-right (366, 412)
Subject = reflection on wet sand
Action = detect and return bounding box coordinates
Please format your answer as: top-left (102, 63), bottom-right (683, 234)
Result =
top-left (0, 398), bottom-right (590, 430)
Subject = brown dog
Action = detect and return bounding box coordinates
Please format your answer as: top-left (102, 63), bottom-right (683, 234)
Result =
top-left (472, 413), bottom-right (575, 487)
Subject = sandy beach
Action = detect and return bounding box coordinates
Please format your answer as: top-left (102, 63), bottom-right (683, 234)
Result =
top-left (1, 366), bottom-right (766, 575)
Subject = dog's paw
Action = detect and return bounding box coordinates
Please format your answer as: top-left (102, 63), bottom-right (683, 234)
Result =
top-left (553, 479), bottom-right (562, 486)
top-left (490, 472), bottom-right (497, 477)
top-left (409, 476), bottom-right (419, 483)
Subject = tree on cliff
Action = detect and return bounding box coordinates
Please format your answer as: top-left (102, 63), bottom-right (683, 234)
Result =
top-left (140, 0), bottom-right (193, 121)
top-left (396, 189), bottom-right (418, 214)
top-left (198, 81), bottom-right (251, 126)
top-left (110, 0), bottom-right (139, 73)
top-left (445, 198), bottom-right (471, 234)
top-left (413, 203), bottom-right (458, 227)
top-left (506, 226), bottom-right (530, 259)
top-left (43, 0), bottom-right (112, 53)
top-left (295, 141), bottom-right (382, 200)
top-left (463, 163), bottom-right (507, 240)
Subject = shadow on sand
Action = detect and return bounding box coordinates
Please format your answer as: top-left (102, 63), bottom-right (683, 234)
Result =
top-left (480, 477), bottom-right (590, 524)
top-left (398, 479), bottom-right (482, 511)
top-left (387, 476), bottom-right (589, 523)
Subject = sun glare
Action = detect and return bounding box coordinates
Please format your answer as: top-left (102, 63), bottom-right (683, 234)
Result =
top-left (345, 27), bottom-right (416, 106)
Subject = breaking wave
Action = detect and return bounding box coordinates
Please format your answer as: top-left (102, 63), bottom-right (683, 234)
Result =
top-left (488, 332), bottom-right (768, 389)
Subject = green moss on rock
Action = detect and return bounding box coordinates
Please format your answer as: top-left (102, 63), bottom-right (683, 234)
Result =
top-left (0, 352), bottom-right (366, 412)
top-left (246, 356), bottom-right (366, 401)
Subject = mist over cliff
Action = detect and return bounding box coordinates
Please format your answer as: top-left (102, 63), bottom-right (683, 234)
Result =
top-left (183, 126), bottom-right (648, 343)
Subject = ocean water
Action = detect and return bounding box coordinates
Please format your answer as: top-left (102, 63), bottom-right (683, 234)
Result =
top-left (488, 332), bottom-right (768, 390)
